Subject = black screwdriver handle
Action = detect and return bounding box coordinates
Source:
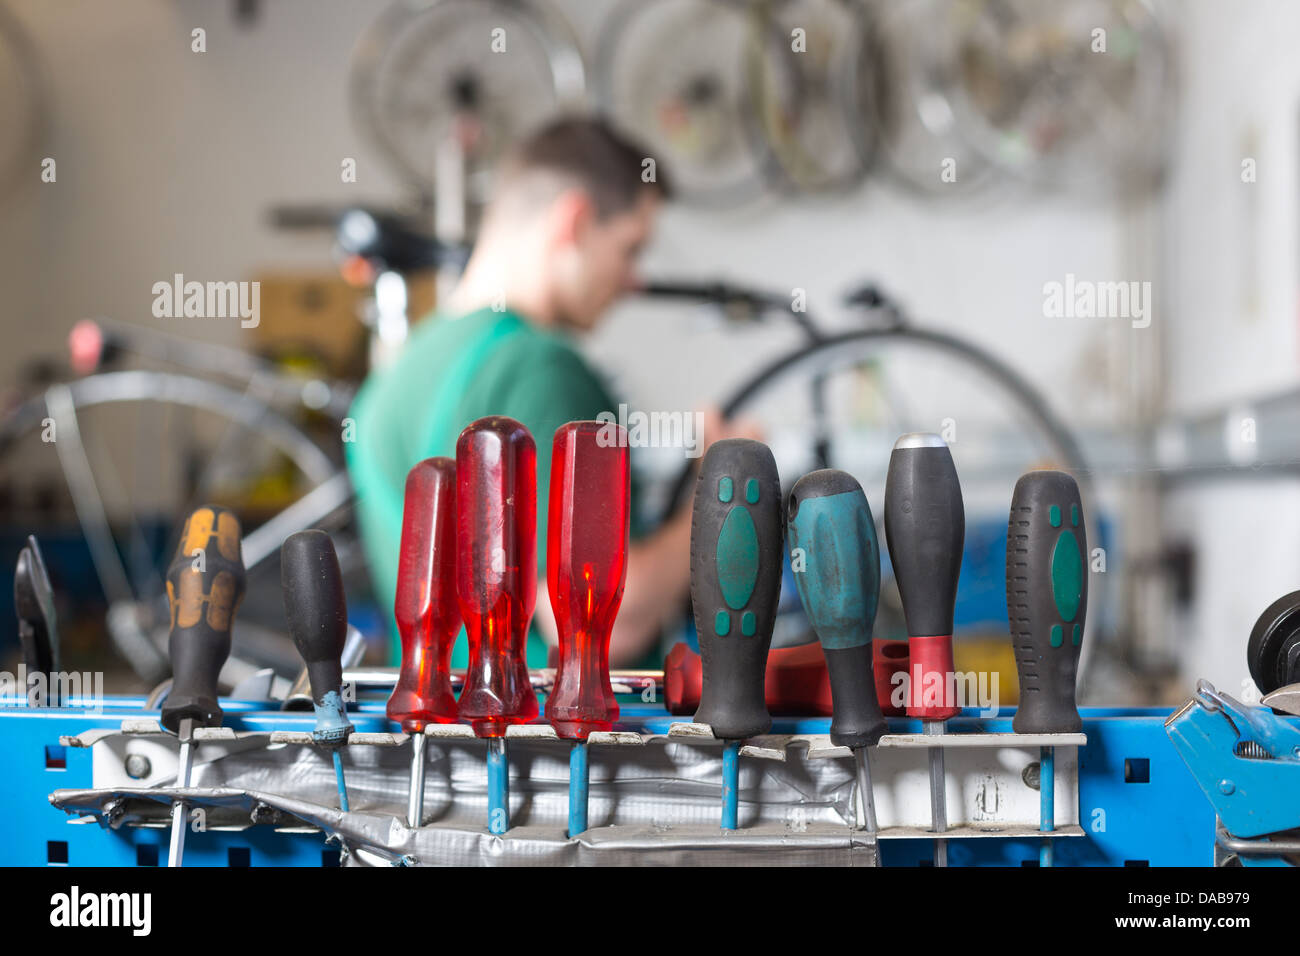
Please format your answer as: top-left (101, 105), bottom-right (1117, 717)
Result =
top-left (786, 470), bottom-right (886, 748)
top-left (281, 530), bottom-right (353, 745)
top-left (883, 433), bottom-right (965, 721)
top-left (1007, 471), bottom-right (1087, 734)
top-left (15, 535), bottom-right (59, 677)
top-left (161, 506), bottom-right (246, 733)
top-left (691, 438), bottom-right (782, 741)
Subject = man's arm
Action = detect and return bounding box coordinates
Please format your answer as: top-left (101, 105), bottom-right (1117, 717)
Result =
top-left (533, 410), bottom-right (763, 665)
top-left (533, 503), bottom-right (692, 665)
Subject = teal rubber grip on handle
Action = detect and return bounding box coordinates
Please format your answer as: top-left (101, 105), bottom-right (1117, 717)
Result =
top-left (1006, 470), bottom-right (1087, 734)
top-left (786, 469), bottom-right (886, 748)
top-left (690, 438), bottom-right (782, 741)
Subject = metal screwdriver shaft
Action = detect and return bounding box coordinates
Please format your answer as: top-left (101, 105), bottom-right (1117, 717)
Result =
top-left (407, 741), bottom-right (426, 827)
top-left (168, 717), bottom-right (194, 865)
top-left (161, 506), bottom-right (246, 867)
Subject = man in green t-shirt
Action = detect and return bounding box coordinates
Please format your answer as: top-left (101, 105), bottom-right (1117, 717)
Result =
top-left (348, 118), bottom-right (748, 670)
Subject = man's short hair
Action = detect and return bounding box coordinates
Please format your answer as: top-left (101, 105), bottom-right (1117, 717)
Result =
top-left (495, 116), bottom-right (672, 220)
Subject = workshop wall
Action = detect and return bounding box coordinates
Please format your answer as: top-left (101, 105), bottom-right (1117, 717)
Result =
top-left (1159, 0), bottom-right (1300, 697)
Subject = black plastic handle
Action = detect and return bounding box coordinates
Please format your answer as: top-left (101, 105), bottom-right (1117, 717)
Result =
top-left (786, 469), bottom-right (886, 748)
top-left (884, 434), bottom-right (965, 721)
top-left (161, 506), bottom-right (246, 733)
top-left (281, 530), bottom-right (353, 744)
top-left (691, 439), bottom-right (782, 740)
top-left (14, 535), bottom-right (59, 677)
top-left (1006, 470), bottom-right (1087, 734)
top-left (883, 434), bottom-right (965, 637)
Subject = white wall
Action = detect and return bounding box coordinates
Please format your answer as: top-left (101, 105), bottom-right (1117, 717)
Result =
top-left (1159, 0), bottom-right (1300, 696)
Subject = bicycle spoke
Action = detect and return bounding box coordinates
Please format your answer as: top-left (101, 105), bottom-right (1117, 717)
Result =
top-left (44, 385), bottom-right (135, 605)
top-left (240, 471), bottom-right (353, 574)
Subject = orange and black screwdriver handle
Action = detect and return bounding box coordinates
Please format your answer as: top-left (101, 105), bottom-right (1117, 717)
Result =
top-left (691, 438), bottom-right (783, 741)
top-left (545, 421), bottom-right (628, 739)
top-left (161, 506), bottom-right (246, 734)
top-left (389, 457), bottom-right (461, 731)
top-left (456, 416), bottom-right (539, 737)
top-left (1007, 471), bottom-right (1087, 734)
top-left (883, 434), bottom-right (964, 721)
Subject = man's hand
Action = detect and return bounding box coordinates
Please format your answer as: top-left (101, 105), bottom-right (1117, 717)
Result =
top-left (699, 406), bottom-right (764, 452)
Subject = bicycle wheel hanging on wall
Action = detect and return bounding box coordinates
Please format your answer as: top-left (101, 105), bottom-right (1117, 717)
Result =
top-left (862, 0), bottom-right (1005, 200)
top-left (595, 0), bottom-right (800, 208)
top-left (745, 0), bottom-right (878, 195)
top-left (950, 0), bottom-right (1174, 199)
top-left (0, 4), bottom-right (46, 207)
top-left (349, 0), bottom-right (586, 204)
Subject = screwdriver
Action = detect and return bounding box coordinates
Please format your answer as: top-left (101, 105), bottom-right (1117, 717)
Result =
top-left (161, 505), bottom-right (246, 867)
top-left (787, 469), bottom-right (887, 840)
top-left (456, 416), bottom-right (539, 835)
top-left (14, 535), bottom-right (60, 706)
top-left (884, 433), bottom-right (964, 866)
top-left (664, 640), bottom-right (835, 717)
top-left (1006, 470), bottom-right (1087, 867)
top-left (281, 530), bottom-right (354, 812)
top-left (544, 421), bottom-right (628, 837)
top-left (691, 438), bottom-right (782, 830)
top-left (388, 457), bottom-right (461, 828)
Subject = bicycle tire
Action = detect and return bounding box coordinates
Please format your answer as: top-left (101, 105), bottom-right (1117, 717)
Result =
top-left (0, 370), bottom-right (338, 487)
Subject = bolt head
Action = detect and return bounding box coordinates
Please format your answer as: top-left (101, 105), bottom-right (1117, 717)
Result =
top-left (1219, 779), bottom-right (1235, 795)
top-left (124, 753), bottom-right (152, 780)
top-left (1022, 762), bottom-right (1041, 790)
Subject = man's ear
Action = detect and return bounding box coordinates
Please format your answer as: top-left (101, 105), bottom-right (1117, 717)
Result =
top-left (548, 188), bottom-right (595, 247)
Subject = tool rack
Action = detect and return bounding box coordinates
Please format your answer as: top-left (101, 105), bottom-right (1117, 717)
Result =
top-left (2, 695), bottom-right (1217, 866)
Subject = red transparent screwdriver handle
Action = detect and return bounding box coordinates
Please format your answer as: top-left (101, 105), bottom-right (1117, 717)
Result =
top-left (388, 457), bottom-right (461, 732)
top-left (456, 416), bottom-right (539, 737)
top-left (545, 422), bottom-right (628, 739)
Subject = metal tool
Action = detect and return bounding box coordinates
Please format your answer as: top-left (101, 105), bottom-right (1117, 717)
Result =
top-left (884, 433), bottom-right (963, 865)
top-left (14, 535), bottom-right (60, 706)
top-left (456, 416), bottom-right (540, 834)
top-left (544, 421), bottom-right (629, 837)
top-left (787, 469), bottom-right (887, 849)
top-left (281, 530), bottom-right (354, 812)
top-left (1167, 680), bottom-right (1300, 866)
top-left (1247, 590), bottom-right (1300, 697)
top-left (388, 457), bottom-right (461, 828)
top-left (690, 438), bottom-right (782, 830)
top-left (1006, 470), bottom-right (1087, 866)
top-left (161, 505), bottom-right (246, 867)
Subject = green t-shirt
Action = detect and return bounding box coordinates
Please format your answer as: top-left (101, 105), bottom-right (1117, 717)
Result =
top-left (346, 306), bottom-right (640, 668)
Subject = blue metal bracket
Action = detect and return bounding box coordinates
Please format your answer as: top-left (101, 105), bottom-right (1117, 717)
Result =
top-left (1166, 680), bottom-right (1300, 851)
